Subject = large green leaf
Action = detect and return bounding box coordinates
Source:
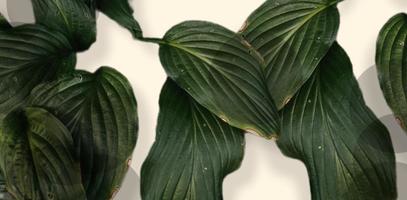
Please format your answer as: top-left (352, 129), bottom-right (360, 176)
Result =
top-left (0, 24), bottom-right (75, 119)
top-left (96, 0), bottom-right (143, 38)
top-left (278, 43), bottom-right (397, 199)
top-left (28, 67), bottom-right (138, 200)
top-left (141, 79), bottom-right (245, 200)
top-left (31, 0), bottom-right (96, 50)
top-left (0, 107), bottom-right (86, 200)
top-left (240, 0), bottom-right (340, 109)
top-left (376, 13), bottom-right (407, 132)
top-left (159, 21), bottom-right (280, 139)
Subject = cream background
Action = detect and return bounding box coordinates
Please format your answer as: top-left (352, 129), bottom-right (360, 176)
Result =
top-left (1, 0), bottom-right (407, 199)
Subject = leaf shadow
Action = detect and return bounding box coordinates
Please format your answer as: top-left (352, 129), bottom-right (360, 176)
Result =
top-left (114, 168), bottom-right (141, 200)
top-left (223, 134), bottom-right (310, 200)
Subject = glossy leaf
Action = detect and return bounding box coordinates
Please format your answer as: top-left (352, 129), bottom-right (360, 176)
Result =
top-left (96, 0), bottom-right (143, 38)
top-left (141, 79), bottom-right (245, 200)
top-left (159, 21), bottom-right (280, 139)
top-left (0, 107), bottom-right (86, 200)
top-left (240, 0), bottom-right (340, 109)
top-left (278, 43), bottom-right (397, 199)
top-left (31, 0), bottom-right (96, 50)
top-left (28, 67), bottom-right (138, 200)
top-left (376, 13), bottom-right (407, 132)
top-left (0, 25), bottom-right (75, 120)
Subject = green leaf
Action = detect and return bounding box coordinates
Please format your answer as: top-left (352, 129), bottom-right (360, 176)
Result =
top-left (96, 0), bottom-right (143, 38)
top-left (31, 0), bottom-right (96, 50)
top-left (159, 21), bottom-right (280, 139)
top-left (278, 43), bottom-right (397, 199)
top-left (0, 107), bottom-right (86, 200)
top-left (28, 67), bottom-right (138, 200)
top-left (141, 79), bottom-right (245, 200)
top-left (240, 0), bottom-right (340, 109)
top-left (376, 13), bottom-right (407, 132)
top-left (0, 25), bottom-right (75, 119)
top-left (0, 13), bottom-right (11, 29)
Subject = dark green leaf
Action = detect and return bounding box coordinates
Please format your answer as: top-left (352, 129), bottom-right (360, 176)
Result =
top-left (96, 0), bottom-right (143, 38)
top-left (278, 43), bottom-right (397, 199)
top-left (0, 107), bottom-right (86, 200)
top-left (141, 79), bottom-right (245, 200)
top-left (376, 13), bottom-right (407, 132)
top-left (159, 21), bottom-right (280, 139)
top-left (240, 0), bottom-right (340, 109)
top-left (0, 25), bottom-right (75, 120)
top-left (0, 13), bottom-right (11, 29)
top-left (28, 67), bottom-right (138, 200)
top-left (31, 0), bottom-right (96, 50)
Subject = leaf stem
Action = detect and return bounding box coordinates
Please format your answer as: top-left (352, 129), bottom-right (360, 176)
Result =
top-left (139, 37), bottom-right (166, 45)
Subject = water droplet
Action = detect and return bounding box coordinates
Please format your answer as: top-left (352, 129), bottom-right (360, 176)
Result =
top-left (314, 57), bottom-right (319, 61)
top-left (308, 99), bottom-right (312, 103)
top-left (209, 29), bottom-right (215, 33)
top-left (187, 87), bottom-right (191, 91)
top-left (400, 41), bottom-right (405, 46)
top-left (47, 193), bottom-right (54, 199)
top-left (318, 146), bottom-right (322, 150)
top-left (180, 69), bottom-right (185, 73)
top-left (204, 167), bottom-right (208, 171)
top-left (203, 123), bottom-right (207, 127)
top-left (275, 2), bottom-right (280, 6)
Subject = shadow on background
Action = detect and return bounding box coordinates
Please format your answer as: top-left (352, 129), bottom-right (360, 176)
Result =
top-left (115, 168), bottom-right (141, 200)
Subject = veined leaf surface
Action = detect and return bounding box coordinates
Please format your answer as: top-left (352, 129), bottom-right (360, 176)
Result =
top-left (376, 13), bottom-right (407, 132)
top-left (240, 0), bottom-right (340, 109)
top-left (0, 25), bottom-right (75, 119)
top-left (141, 79), bottom-right (245, 200)
top-left (0, 108), bottom-right (86, 200)
top-left (31, 0), bottom-right (96, 50)
top-left (278, 43), bottom-right (397, 199)
top-left (28, 67), bottom-right (138, 200)
top-left (159, 21), bottom-right (280, 139)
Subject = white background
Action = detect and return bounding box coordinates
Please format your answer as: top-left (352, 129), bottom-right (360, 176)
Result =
top-left (1, 0), bottom-right (407, 199)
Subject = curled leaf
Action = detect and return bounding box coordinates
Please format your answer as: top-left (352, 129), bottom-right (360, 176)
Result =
top-left (376, 13), bottom-right (407, 132)
top-left (28, 67), bottom-right (138, 200)
top-left (278, 43), bottom-right (397, 199)
top-left (141, 79), bottom-right (245, 200)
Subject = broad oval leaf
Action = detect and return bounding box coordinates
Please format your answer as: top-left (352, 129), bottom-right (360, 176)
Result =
top-left (96, 0), bottom-right (143, 38)
top-left (28, 67), bottom-right (138, 200)
top-left (159, 21), bottom-right (280, 139)
top-left (0, 24), bottom-right (75, 119)
top-left (31, 0), bottom-right (96, 50)
top-left (141, 79), bottom-right (245, 200)
top-left (376, 13), bottom-right (407, 132)
top-left (240, 0), bottom-right (340, 109)
top-left (278, 43), bottom-right (397, 199)
top-left (0, 107), bottom-right (86, 200)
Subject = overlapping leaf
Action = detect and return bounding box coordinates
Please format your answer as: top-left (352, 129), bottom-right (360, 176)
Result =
top-left (159, 21), bottom-right (280, 139)
top-left (376, 13), bottom-right (407, 132)
top-left (96, 0), bottom-right (143, 38)
top-left (141, 79), bottom-right (245, 200)
top-left (0, 107), bottom-right (86, 200)
top-left (31, 0), bottom-right (96, 50)
top-left (28, 67), bottom-right (138, 200)
top-left (278, 43), bottom-right (397, 199)
top-left (240, 0), bottom-right (340, 109)
top-left (0, 24), bottom-right (75, 119)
